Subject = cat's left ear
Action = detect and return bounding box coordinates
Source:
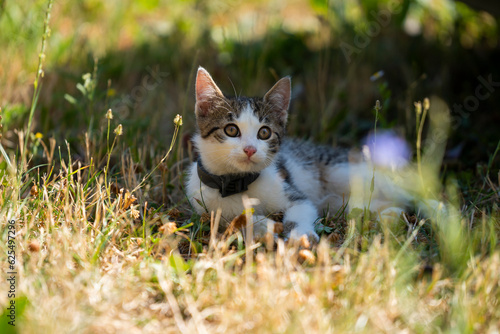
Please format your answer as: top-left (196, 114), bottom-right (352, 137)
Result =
top-left (264, 76), bottom-right (291, 123)
top-left (195, 67), bottom-right (225, 117)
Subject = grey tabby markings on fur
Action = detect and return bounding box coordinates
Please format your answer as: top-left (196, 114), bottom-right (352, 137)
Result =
top-left (198, 96), bottom-right (286, 148)
top-left (200, 93), bottom-right (351, 204)
top-left (188, 67), bottom-right (444, 243)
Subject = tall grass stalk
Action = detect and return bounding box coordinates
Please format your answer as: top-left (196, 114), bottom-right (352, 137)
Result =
top-left (416, 98), bottom-right (430, 188)
top-left (366, 100), bottom-right (380, 214)
top-left (23, 0), bottom-right (53, 170)
top-left (0, 108), bottom-right (12, 168)
top-left (132, 115), bottom-right (183, 194)
top-left (104, 109), bottom-right (115, 196)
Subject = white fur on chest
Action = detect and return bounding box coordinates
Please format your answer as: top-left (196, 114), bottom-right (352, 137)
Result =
top-left (186, 162), bottom-right (288, 221)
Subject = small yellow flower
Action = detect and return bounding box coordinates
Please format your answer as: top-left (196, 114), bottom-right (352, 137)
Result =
top-left (114, 124), bottom-right (123, 136)
top-left (106, 109), bottom-right (113, 119)
top-left (242, 208), bottom-right (255, 216)
top-left (107, 88), bottom-right (116, 97)
top-left (35, 132), bottom-right (43, 139)
top-left (173, 114), bottom-right (183, 126)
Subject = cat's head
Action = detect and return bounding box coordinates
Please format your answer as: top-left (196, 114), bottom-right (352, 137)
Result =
top-left (193, 67), bottom-right (290, 175)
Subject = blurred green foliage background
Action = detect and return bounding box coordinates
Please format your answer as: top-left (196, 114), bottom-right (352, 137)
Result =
top-left (0, 0), bottom-right (499, 188)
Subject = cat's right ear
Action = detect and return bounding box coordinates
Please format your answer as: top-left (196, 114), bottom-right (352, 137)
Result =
top-left (195, 67), bottom-right (224, 117)
top-left (264, 76), bottom-right (291, 124)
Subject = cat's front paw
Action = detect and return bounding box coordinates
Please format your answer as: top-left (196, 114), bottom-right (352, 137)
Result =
top-left (284, 221), bottom-right (319, 244)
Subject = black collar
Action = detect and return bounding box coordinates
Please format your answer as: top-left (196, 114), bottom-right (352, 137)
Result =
top-left (196, 159), bottom-right (260, 198)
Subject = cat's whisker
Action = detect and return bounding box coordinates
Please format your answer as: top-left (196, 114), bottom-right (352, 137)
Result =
top-left (212, 95), bottom-right (233, 110)
top-left (228, 77), bottom-right (238, 98)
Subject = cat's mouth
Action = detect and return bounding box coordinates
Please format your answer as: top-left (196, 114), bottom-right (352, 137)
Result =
top-left (238, 157), bottom-right (257, 165)
top-left (234, 156), bottom-right (261, 171)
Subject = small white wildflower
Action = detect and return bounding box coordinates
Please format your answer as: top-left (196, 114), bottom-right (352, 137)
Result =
top-left (82, 73), bottom-right (92, 91)
top-left (423, 97), bottom-right (430, 111)
top-left (173, 114), bottom-right (183, 126)
top-left (414, 101), bottom-right (422, 115)
top-left (106, 109), bottom-right (113, 119)
top-left (114, 124), bottom-right (123, 136)
top-left (130, 208), bottom-right (140, 219)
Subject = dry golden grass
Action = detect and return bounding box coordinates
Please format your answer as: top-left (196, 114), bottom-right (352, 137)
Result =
top-left (1, 162), bottom-right (499, 333)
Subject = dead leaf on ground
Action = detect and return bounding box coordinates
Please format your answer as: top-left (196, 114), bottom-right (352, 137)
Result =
top-left (120, 189), bottom-right (137, 210)
top-left (222, 214), bottom-right (247, 237)
top-left (231, 214), bottom-right (247, 229)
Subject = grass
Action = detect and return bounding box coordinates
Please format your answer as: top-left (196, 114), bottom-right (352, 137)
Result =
top-left (1, 0), bottom-right (500, 333)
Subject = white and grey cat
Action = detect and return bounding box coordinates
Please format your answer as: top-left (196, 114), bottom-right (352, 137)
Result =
top-left (186, 67), bottom-right (440, 242)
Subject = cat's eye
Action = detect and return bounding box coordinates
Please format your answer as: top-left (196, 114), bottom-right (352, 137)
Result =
top-left (258, 126), bottom-right (272, 140)
top-left (224, 124), bottom-right (240, 137)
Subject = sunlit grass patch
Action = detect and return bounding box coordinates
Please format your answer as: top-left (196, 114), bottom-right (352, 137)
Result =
top-left (1, 104), bottom-right (498, 332)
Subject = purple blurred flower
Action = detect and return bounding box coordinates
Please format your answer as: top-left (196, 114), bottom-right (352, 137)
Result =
top-left (364, 131), bottom-right (411, 168)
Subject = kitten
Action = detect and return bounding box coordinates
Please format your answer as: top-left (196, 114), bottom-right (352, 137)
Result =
top-left (186, 67), bottom-right (440, 242)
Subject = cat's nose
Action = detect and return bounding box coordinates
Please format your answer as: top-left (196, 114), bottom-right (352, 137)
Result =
top-left (243, 146), bottom-right (257, 157)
